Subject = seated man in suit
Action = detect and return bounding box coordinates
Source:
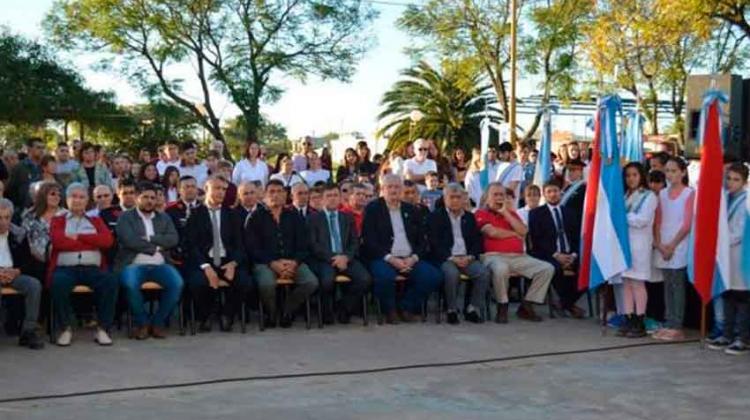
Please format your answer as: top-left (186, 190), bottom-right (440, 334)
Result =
top-left (290, 182), bottom-right (315, 221)
top-left (427, 183), bottom-right (490, 324)
top-left (248, 180), bottom-right (319, 328)
top-left (309, 184), bottom-right (371, 324)
top-left (49, 183), bottom-right (118, 346)
top-left (236, 180), bottom-right (263, 229)
top-left (115, 181), bottom-right (183, 339)
top-left (184, 176), bottom-right (251, 332)
top-left (362, 174), bottom-right (442, 324)
top-left (476, 182), bottom-right (554, 324)
top-left (165, 175), bottom-right (200, 265)
top-left (0, 198), bottom-right (44, 349)
top-left (528, 180), bottom-right (586, 318)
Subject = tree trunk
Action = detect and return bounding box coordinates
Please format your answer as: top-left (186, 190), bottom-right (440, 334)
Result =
top-left (63, 120), bottom-right (69, 143)
top-left (79, 120), bottom-right (85, 141)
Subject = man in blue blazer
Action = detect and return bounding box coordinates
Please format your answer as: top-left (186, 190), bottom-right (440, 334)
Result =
top-left (361, 174), bottom-right (442, 324)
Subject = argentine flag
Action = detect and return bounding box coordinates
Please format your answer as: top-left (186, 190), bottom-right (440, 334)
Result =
top-left (622, 110), bottom-right (645, 163)
top-left (742, 195), bottom-right (750, 284)
top-left (578, 95), bottom-right (632, 291)
top-left (532, 104), bottom-right (558, 188)
top-left (687, 90), bottom-right (731, 302)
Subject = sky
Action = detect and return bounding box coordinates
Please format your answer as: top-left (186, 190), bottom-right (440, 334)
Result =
top-left (2, 0), bottom-right (614, 140)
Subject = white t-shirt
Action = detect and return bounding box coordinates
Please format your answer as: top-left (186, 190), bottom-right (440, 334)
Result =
top-left (300, 169), bottom-right (330, 186)
top-left (156, 159), bottom-right (181, 176)
top-left (179, 162), bottom-right (209, 188)
top-left (232, 158), bottom-right (269, 187)
top-left (403, 158), bottom-right (437, 179)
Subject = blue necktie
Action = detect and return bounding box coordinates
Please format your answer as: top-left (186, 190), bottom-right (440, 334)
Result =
top-left (553, 207), bottom-right (569, 253)
top-left (329, 212), bottom-right (342, 254)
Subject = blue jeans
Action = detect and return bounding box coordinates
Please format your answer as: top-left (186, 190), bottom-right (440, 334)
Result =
top-left (369, 259), bottom-right (442, 314)
top-left (120, 264), bottom-right (184, 327)
top-left (51, 266), bottom-right (118, 330)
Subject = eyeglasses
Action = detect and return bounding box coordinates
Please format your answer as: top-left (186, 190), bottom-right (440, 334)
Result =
top-left (96, 195), bottom-right (111, 199)
top-left (341, 188), bottom-right (350, 193)
top-left (418, 148), bottom-right (428, 151)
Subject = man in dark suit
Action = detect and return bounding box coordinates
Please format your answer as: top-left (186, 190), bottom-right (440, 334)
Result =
top-left (427, 183), bottom-right (489, 324)
top-left (115, 181), bottom-right (183, 339)
top-left (561, 159), bottom-right (586, 237)
top-left (248, 180), bottom-right (318, 328)
top-left (362, 174), bottom-right (442, 324)
top-left (528, 180), bottom-right (585, 318)
top-left (100, 177), bottom-right (137, 233)
top-left (290, 182), bottom-right (315, 221)
top-left (165, 175), bottom-right (200, 264)
top-left (236, 180), bottom-right (263, 229)
top-left (0, 198), bottom-right (44, 349)
top-left (308, 184), bottom-right (371, 324)
top-left (184, 176), bottom-right (251, 332)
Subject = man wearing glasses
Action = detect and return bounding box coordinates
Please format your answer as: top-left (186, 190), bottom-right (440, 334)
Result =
top-left (403, 138), bottom-right (437, 191)
top-left (7, 137), bottom-right (45, 212)
top-left (87, 185), bottom-right (114, 217)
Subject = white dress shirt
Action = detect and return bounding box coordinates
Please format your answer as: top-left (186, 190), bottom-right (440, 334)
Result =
top-left (0, 233), bottom-right (13, 268)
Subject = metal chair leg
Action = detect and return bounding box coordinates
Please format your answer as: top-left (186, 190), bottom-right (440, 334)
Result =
top-left (240, 300), bottom-right (247, 334)
top-left (190, 299), bottom-right (196, 335)
top-left (317, 293), bottom-right (323, 329)
top-left (178, 299), bottom-right (186, 336)
top-left (305, 298), bottom-right (312, 330)
top-left (258, 294), bottom-right (265, 332)
top-left (48, 298), bottom-right (55, 344)
top-left (362, 294), bottom-right (369, 326)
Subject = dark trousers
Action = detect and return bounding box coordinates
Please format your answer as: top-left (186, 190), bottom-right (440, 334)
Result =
top-left (186, 262), bottom-right (252, 322)
top-left (51, 266), bottom-right (118, 330)
top-left (722, 290), bottom-right (750, 343)
top-left (314, 259), bottom-right (371, 315)
top-left (543, 258), bottom-right (583, 310)
top-left (369, 260), bottom-right (442, 314)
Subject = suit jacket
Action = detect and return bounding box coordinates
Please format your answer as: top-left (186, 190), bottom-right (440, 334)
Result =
top-left (562, 182), bottom-right (586, 236)
top-left (426, 208), bottom-right (483, 262)
top-left (7, 224), bottom-right (34, 276)
top-left (184, 204), bottom-right (246, 270)
top-left (113, 209), bottom-right (179, 272)
top-left (246, 206), bottom-right (308, 264)
top-left (308, 209), bottom-right (359, 262)
top-left (527, 205), bottom-right (579, 261)
top-left (361, 198), bottom-right (426, 261)
top-left (165, 200), bottom-right (199, 261)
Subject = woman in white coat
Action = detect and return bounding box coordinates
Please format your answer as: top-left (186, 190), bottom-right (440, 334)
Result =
top-left (617, 162), bottom-right (658, 338)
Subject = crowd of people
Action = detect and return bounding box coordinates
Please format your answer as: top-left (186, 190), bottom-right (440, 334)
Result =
top-left (0, 135), bottom-right (747, 358)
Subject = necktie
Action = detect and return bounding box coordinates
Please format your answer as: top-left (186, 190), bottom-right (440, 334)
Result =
top-left (211, 208), bottom-right (222, 266)
top-left (329, 212), bottom-right (342, 254)
top-left (553, 207), bottom-right (569, 253)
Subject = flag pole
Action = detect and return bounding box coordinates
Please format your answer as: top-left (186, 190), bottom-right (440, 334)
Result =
top-left (700, 302), bottom-right (707, 349)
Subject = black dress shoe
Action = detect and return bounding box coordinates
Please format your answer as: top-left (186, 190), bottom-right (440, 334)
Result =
top-left (18, 330), bottom-right (44, 350)
top-left (279, 313), bottom-right (294, 328)
top-left (220, 315), bottom-right (234, 332)
top-left (447, 311), bottom-right (460, 325)
top-left (495, 303), bottom-right (509, 324)
top-left (464, 310), bottom-right (483, 324)
top-left (198, 319), bottom-right (213, 333)
top-left (322, 311), bottom-right (336, 325)
top-left (263, 314), bottom-right (277, 329)
top-left (337, 311), bottom-right (351, 325)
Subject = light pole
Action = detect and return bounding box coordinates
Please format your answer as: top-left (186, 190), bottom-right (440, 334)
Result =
top-left (509, 0), bottom-right (518, 145)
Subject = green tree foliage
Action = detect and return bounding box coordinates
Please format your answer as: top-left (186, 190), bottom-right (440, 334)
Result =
top-left (377, 60), bottom-right (500, 152)
top-left (45, 0), bottom-right (377, 159)
top-left (0, 28), bottom-right (121, 140)
top-left (222, 114), bottom-right (288, 158)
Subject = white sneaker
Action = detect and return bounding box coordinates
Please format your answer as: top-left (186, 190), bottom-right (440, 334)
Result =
top-left (56, 328), bottom-right (73, 347)
top-left (94, 328), bottom-right (113, 346)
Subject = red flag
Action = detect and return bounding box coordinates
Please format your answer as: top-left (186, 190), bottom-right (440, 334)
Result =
top-left (577, 111), bottom-right (602, 291)
top-left (692, 101), bottom-right (723, 303)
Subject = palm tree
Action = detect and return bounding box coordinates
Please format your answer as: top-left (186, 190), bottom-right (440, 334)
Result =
top-left (377, 60), bottom-right (501, 152)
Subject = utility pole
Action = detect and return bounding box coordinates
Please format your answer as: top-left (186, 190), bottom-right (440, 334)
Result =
top-left (509, 0), bottom-right (518, 145)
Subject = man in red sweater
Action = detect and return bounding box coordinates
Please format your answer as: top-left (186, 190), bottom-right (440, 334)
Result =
top-left (49, 183), bottom-right (118, 347)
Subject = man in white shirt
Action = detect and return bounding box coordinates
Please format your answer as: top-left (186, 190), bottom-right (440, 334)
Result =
top-left (115, 182), bottom-right (183, 340)
top-left (156, 141), bottom-right (181, 176)
top-left (494, 142), bottom-right (524, 207)
top-left (300, 151), bottom-right (330, 186)
top-left (0, 198), bottom-right (44, 349)
top-left (403, 138), bottom-right (437, 189)
top-left (486, 145), bottom-right (500, 182)
top-left (178, 141), bottom-right (209, 188)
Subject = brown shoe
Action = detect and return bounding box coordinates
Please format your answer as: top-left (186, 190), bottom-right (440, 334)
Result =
top-left (495, 303), bottom-right (509, 324)
top-left (150, 326), bottom-right (168, 339)
top-left (566, 305), bottom-right (586, 319)
top-left (517, 302), bottom-right (542, 322)
top-left (398, 310), bottom-right (419, 323)
top-left (385, 311), bottom-right (400, 325)
top-left (131, 326), bottom-right (149, 340)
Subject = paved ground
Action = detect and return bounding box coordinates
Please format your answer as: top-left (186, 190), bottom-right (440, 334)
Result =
top-left (0, 314), bottom-right (748, 419)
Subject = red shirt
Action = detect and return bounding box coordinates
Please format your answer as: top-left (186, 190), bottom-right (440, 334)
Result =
top-left (340, 204), bottom-right (363, 236)
top-left (475, 208), bottom-right (524, 254)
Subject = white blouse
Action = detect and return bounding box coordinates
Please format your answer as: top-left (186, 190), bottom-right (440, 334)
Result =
top-left (622, 189), bottom-right (658, 281)
top-left (232, 158), bottom-right (269, 187)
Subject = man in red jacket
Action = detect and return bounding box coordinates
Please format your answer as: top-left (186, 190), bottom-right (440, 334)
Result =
top-left (49, 183), bottom-right (118, 347)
